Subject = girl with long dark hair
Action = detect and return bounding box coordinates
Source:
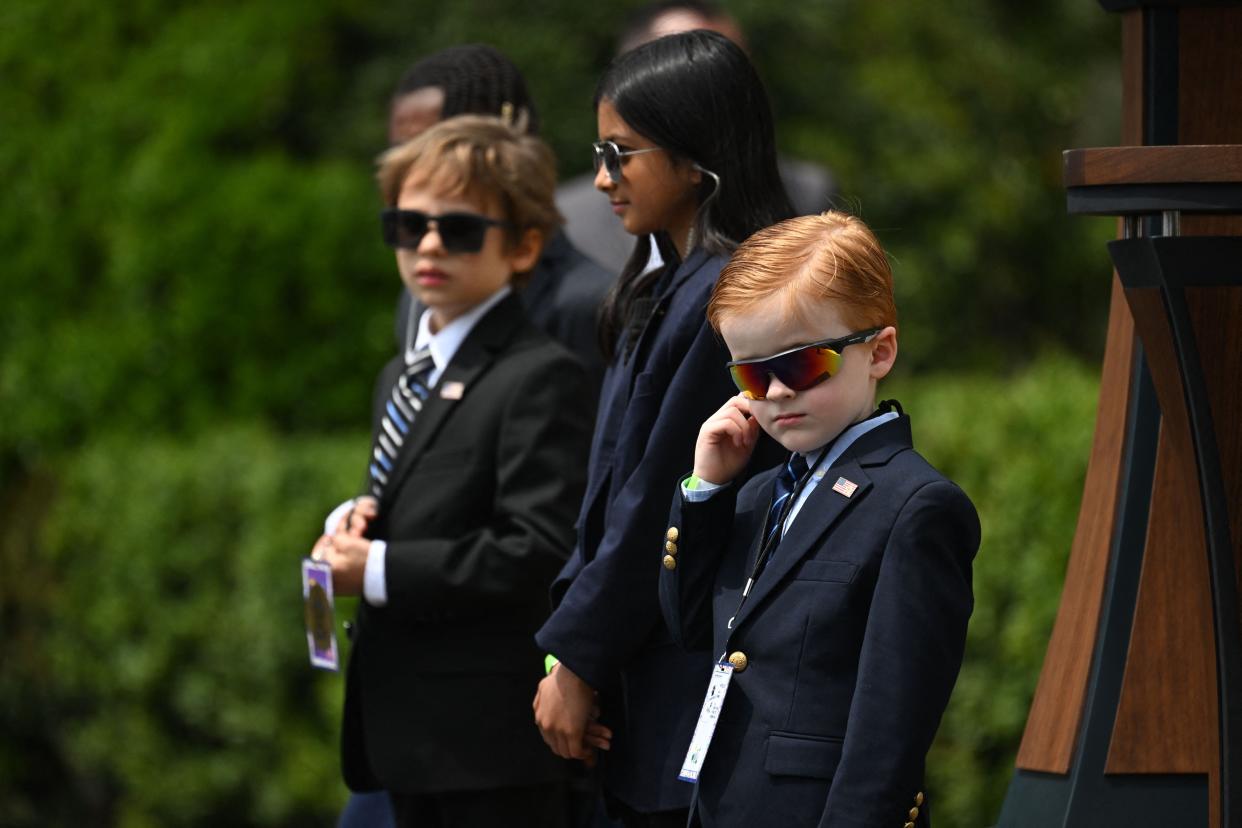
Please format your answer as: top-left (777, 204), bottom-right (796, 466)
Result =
top-left (534, 30), bottom-right (794, 827)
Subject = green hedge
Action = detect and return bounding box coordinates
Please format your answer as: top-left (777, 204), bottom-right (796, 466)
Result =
top-left (2, 0), bottom-right (1118, 475)
top-left (3, 428), bottom-right (365, 827)
top-left (0, 354), bottom-right (1100, 826)
top-left (891, 352), bottom-right (1099, 825)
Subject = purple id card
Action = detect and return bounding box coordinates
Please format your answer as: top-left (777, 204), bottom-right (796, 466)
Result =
top-left (302, 558), bottom-right (339, 671)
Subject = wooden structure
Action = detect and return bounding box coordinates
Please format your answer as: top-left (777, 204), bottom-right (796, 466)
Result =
top-left (997, 3), bottom-right (1242, 826)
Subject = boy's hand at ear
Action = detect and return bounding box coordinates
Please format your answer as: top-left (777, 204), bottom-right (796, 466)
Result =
top-left (533, 662), bottom-right (600, 763)
top-left (693, 394), bottom-right (761, 486)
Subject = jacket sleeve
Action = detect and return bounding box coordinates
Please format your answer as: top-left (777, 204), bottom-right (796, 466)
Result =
top-left (658, 478), bottom-right (738, 652)
top-left (536, 316), bottom-right (738, 688)
top-left (380, 354), bottom-right (591, 618)
top-left (818, 480), bottom-right (979, 828)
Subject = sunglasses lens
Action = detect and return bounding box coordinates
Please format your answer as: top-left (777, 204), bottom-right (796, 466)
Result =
top-left (381, 209), bottom-right (430, 250)
top-left (593, 142), bottom-right (622, 182)
top-left (779, 347), bottom-right (841, 391)
top-left (728, 363), bottom-right (770, 399)
top-left (436, 214), bottom-right (490, 253)
top-left (727, 346), bottom-right (844, 400)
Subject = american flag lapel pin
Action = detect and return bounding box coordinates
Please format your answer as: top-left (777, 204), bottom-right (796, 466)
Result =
top-left (439, 381), bottom-right (465, 400)
top-left (831, 477), bottom-right (858, 498)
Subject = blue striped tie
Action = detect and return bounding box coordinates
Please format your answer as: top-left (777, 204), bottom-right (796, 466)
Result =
top-left (764, 453), bottom-right (810, 549)
top-left (368, 347), bottom-right (434, 499)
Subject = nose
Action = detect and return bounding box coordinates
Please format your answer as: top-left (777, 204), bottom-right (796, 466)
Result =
top-left (764, 374), bottom-right (797, 400)
top-left (416, 220), bottom-right (445, 255)
top-left (594, 162), bottom-right (615, 192)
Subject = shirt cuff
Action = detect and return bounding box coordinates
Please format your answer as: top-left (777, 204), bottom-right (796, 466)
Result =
top-left (323, 498), bottom-right (356, 535)
top-left (363, 540), bottom-right (388, 606)
top-left (682, 474), bottom-right (726, 502)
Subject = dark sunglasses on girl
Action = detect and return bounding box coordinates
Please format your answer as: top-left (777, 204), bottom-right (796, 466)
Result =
top-left (380, 208), bottom-right (512, 254)
top-left (592, 140), bottom-right (662, 184)
top-left (727, 328), bottom-right (883, 400)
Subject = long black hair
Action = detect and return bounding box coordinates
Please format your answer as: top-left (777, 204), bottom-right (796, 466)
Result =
top-left (595, 30), bottom-right (793, 358)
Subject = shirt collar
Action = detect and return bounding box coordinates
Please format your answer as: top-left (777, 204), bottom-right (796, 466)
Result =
top-left (408, 286), bottom-right (512, 372)
top-left (800, 409), bottom-right (900, 471)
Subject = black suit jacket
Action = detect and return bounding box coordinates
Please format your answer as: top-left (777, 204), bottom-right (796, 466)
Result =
top-left (660, 414), bottom-right (979, 828)
top-left (342, 293), bottom-right (591, 795)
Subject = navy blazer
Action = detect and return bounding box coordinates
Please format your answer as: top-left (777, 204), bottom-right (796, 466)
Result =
top-left (536, 248), bottom-right (783, 812)
top-left (660, 414), bottom-right (979, 828)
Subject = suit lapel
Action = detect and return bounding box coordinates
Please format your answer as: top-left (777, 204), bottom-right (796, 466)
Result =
top-left (728, 415), bottom-right (914, 632)
top-left (380, 294), bottom-right (522, 507)
top-left (729, 461), bottom-right (873, 632)
top-left (625, 247), bottom-right (711, 377)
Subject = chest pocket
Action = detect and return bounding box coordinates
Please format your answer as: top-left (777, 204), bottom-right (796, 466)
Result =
top-left (792, 559), bottom-right (856, 583)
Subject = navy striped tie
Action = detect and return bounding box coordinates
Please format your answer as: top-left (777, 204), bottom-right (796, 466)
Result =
top-left (764, 452), bottom-right (810, 549)
top-left (368, 347), bottom-right (434, 498)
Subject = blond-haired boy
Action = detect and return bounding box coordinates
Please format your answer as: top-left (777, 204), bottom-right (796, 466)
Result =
top-left (314, 116), bottom-right (589, 827)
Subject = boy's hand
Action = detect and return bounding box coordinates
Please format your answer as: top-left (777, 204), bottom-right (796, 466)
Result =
top-left (336, 496), bottom-right (378, 538)
top-left (693, 394), bottom-right (761, 486)
top-left (323, 534), bottom-right (370, 597)
top-left (532, 662), bottom-right (598, 762)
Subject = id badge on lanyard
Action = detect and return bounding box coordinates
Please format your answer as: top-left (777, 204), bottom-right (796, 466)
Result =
top-left (678, 660), bottom-right (735, 782)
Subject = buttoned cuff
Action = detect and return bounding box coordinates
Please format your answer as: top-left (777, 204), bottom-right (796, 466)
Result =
top-left (682, 474), bottom-right (726, 502)
top-left (323, 498), bottom-right (356, 535)
top-left (363, 540), bottom-right (388, 606)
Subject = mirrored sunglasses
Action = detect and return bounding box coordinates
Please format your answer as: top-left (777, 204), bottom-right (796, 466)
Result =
top-left (591, 140), bottom-right (662, 184)
top-left (380, 208), bottom-right (512, 254)
top-left (727, 328), bottom-right (883, 400)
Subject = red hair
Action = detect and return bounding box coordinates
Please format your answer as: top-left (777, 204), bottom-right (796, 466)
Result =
top-left (709, 211), bottom-right (897, 333)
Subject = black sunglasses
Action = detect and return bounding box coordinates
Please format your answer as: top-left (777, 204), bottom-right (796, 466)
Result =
top-left (592, 140), bottom-right (662, 184)
top-left (380, 208), bottom-right (512, 254)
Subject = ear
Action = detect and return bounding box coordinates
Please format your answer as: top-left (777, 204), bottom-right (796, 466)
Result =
top-left (506, 227), bottom-right (544, 274)
top-left (868, 326), bottom-right (898, 380)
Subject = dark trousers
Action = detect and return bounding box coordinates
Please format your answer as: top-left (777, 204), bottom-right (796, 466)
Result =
top-left (388, 782), bottom-right (567, 828)
top-left (605, 794), bottom-right (689, 828)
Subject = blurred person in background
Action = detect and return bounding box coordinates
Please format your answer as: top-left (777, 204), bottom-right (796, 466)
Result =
top-left (556, 0), bottom-right (835, 275)
top-left (337, 44), bottom-right (612, 828)
top-left (390, 44), bottom-right (613, 415)
top-left (322, 115), bottom-right (590, 828)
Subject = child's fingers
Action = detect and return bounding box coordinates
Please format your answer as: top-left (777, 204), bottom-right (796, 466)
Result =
top-left (584, 721), bottom-right (612, 751)
top-left (728, 393), bottom-right (753, 417)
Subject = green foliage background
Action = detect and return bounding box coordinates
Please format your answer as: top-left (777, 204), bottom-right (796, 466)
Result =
top-left (2, 0), bottom-right (1120, 824)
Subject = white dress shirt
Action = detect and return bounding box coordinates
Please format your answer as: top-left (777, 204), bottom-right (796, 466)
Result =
top-left (325, 286), bottom-right (512, 606)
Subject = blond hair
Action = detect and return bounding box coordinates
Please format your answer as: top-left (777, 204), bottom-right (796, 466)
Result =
top-left (708, 211), bottom-right (897, 333)
top-left (376, 115), bottom-right (562, 251)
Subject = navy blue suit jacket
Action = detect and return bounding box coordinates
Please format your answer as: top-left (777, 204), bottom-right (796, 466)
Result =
top-left (536, 248), bottom-right (783, 812)
top-left (660, 414), bottom-right (978, 827)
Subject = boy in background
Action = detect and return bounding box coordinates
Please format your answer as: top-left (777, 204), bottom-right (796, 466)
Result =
top-left (313, 115), bottom-right (590, 828)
